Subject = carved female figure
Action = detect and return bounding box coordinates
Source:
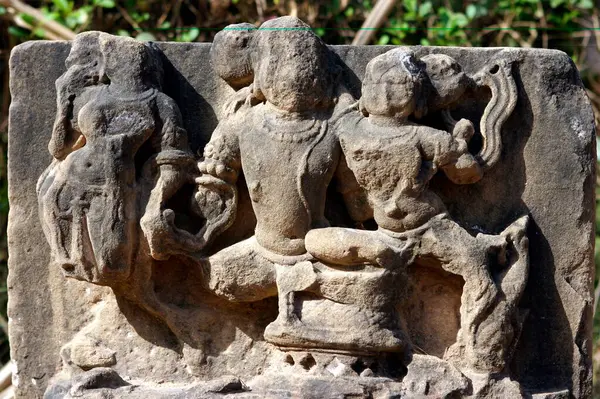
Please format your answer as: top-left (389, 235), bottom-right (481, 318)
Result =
top-left (37, 34), bottom-right (194, 285)
top-left (306, 48), bottom-right (529, 376)
top-left (308, 49), bottom-right (502, 281)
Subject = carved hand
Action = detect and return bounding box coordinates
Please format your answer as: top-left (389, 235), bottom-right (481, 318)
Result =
top-left (191, 174), bottom-right (238, 246)
top-left (140, 205), bottom-right (207, 260)
top-left (452, 118), bottom-right (475, 142)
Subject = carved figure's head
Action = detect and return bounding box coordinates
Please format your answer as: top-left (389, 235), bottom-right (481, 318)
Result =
top-left (422, 54), bottom-right (472, 111)
top-left (211, 23), bottom-right (256, 90)
top-left (98, 34), bottom-right (162, 91)
top-left (250, 16), bottom-right (335, 113)
top-left (360, 48), bottom-right (427, 119)
top-left (65, 31), bottom-right (102, 70)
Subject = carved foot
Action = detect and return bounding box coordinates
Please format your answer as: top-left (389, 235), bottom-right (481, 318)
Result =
top-left (61, 336), bottom-right (116, 371)
top-left (44, 368), bottom-right (130, 399)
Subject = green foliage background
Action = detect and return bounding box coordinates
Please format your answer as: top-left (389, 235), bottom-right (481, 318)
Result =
top-left (0, 0), bottom-right (599, 393)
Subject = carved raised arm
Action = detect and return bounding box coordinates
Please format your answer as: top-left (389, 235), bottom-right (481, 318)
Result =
top-left (50, 61), bottom-right (100, 159)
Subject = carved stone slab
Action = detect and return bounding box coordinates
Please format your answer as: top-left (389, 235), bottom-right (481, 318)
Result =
top-left (8, 19), bottom-right (595, 399)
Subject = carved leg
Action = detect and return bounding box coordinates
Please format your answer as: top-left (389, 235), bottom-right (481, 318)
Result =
top-left (305, 227), bottom-right (407, 268)
top-left (68, 196), bottom-right (92, 280)
top-left (203, 237), bottom-right (278, 302)
top-left (41, 181), bottom-right (73, 268)
top-left (91, 190), bottom-right (135, 282)
top-left (418, 217), bottom-right (501, 366)
top-left (271, 261), bottom-right (317, 326)
top-left (418, 217), bottom-right (498, 302)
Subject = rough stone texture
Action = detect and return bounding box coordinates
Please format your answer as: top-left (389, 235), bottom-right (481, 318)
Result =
top-left (8, 17), bottom-right (595, 399)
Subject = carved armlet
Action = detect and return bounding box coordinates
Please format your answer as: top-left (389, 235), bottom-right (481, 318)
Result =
top-left (155, 149), bottom-right (196, 167)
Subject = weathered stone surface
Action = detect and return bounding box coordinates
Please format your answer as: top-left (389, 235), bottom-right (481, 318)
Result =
top-left (8, 17), bottom-right (595, 398)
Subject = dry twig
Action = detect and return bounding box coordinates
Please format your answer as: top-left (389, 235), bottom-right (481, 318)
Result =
top-left (352, 0), bottom-right (396, 45)
top-left (0, 0), bottom-right (75, 40)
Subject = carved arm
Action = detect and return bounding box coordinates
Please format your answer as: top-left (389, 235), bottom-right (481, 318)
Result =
top-left (49, 64), bottom-right (99, 159)
top-left (418, 120), bottom-right (483, 185)
top-left (140, 97), bottom-right (199, 260)
top-left (335, 155), bottom-right (373, 224)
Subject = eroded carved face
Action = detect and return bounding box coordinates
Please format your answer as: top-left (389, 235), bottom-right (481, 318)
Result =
top-left (250, 16), bottom-right (334, 113)
top-left (361, 49), bottom-right (425, 118)
top-left (210, 23), bottom-right (256, 90)
top-left (98, 33), bottom-right (152, 88)
top-left (65, 31), bottom-right (102, 69)
top-left (422, 54), bottom-right (472, 111)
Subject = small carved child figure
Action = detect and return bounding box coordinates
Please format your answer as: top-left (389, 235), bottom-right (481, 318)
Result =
top-left (306, 49), bottom-right (528, 360)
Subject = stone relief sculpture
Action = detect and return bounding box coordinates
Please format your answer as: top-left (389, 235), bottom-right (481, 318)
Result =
top-left (33, 17), bottom-right (545, 399)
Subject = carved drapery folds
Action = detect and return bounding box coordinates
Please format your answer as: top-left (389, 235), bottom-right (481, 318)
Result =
top-left (38, 17), bottom-right (533, 398)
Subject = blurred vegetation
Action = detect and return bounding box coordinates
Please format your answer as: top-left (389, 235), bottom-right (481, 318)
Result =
top-left (0, 0), bottom-right (599, 394)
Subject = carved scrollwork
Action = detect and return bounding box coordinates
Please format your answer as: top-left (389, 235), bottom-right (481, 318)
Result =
top-left (474, 60), bottom-right (519, 170)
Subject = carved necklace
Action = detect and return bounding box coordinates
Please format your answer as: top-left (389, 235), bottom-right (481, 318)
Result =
top-left (259, 105), bottom-right (323, 143)
top-left (104, 86), bottom-right (158, 103)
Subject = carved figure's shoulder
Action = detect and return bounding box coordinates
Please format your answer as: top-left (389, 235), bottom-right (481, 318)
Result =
top-left (335, 111), bottom-right (365, 140)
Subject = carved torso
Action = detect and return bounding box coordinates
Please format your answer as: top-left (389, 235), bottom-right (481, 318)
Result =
top-left (65, 87), bottom-right (157, 188)
top-left (339, 113), bottom-right (452, 232)
top-left (240, 103), bottom-right (340, 255)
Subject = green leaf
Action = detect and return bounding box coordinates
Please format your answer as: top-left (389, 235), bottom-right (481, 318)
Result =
top-left (181, 27), bottom-right (200, 42)
top-left (40, 8), bottom-right (61, 21)
top-left (550, 0), bottom-right (565, 8)
top-left (94, 0), bottom-right (115, 8)
top-left (52, 0), bottom-right (70, 12)
top-left (33, 27), bottom-right (47, 38)
top-left (8, 26), bottom-right (29, 38)
top-left (116, 29), bottom-right (131, 37)
top-left (578, 0), bottom-right (594, 8)
top-left (65, 8), bottom-right (88, 29)
top-left (378, 34), bottom-right (390, 45)
top-left (0, 6), bottom-right (7, 15)
top-left (419, 2), bottom-right (433, 18)
top-left (136, 32), bottom-right (156, 42)
top-left (131, 12), bottom-right (150, 22)
top-left (466, 4), bottom-right (477, 19)
top-left (20, 13), bottom-right (36, 25)
top-left (71, 9), bottom-right (89, 25)
top-left (451, 13), bottom-right (469, 28)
